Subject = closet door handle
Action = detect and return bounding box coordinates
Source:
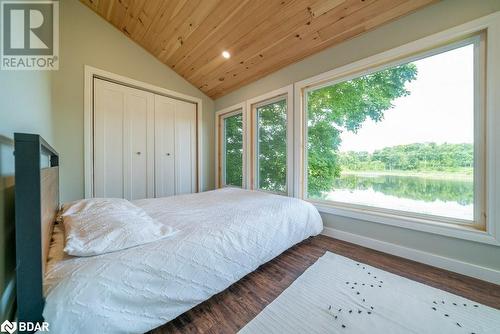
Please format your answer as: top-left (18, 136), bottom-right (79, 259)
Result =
top-left (136, 152), bottom-right (141, 155)
top-left (166, 153), bottom-right (171, 156)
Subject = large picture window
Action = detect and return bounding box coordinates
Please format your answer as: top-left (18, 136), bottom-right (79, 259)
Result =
top-left (304, 35), bottom-right (485, 225)
top-left (253, 96), bottom-right (288, 193)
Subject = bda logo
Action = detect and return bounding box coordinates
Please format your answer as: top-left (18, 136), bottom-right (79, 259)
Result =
top-left (0, 320), bottom-right (16, 334)
top-left (0, 320), bottom-right (49, 333)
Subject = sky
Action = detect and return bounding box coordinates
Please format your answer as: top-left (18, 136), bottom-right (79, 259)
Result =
top-left (339, 44), bottom-right (474, 153)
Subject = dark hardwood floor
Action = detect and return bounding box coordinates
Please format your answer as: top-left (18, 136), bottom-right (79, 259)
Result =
top-left (149, 235), bottom-right (500, 334)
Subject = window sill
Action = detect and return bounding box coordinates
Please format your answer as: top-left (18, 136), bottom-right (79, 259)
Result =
top-left (312, 201), bottom-right (500, 246)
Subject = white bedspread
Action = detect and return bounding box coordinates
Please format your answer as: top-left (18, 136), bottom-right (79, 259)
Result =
top-left (43, 189), bottom-right (323, 333)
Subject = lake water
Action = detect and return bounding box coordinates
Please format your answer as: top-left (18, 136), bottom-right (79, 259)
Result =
top-left (324, 174), bottom-right (473, 220)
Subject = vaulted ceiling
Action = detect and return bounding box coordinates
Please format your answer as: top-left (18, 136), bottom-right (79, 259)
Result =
top-left (81, 0), bottom-right (437, 99)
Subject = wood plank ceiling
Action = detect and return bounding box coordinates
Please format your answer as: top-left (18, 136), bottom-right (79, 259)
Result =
top-left (81, 0), bottom-right (437, 99)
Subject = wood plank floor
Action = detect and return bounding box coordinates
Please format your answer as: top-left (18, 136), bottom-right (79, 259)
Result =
top-left (149, 235), bottom-right (500, 333)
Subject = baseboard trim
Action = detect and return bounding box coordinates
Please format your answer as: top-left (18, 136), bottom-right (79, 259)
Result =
top-left (322, 227), bottom-right (500, 285)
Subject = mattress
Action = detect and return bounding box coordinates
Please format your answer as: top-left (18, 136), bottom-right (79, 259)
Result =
top-left (43, 188), bottom-right (323, 333)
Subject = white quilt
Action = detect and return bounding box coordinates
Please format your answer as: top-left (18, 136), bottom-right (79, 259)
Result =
top-left (43, 188), bottom-right (323, 333)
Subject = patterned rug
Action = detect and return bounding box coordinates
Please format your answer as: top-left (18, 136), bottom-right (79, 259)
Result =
top-left (239, 252), bottom-right (500, 334)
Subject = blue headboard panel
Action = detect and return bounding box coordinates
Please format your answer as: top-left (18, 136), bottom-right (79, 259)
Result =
top-left (0, 135), bottom-right (15, 322)
top-left (14, 133), bottom-right (59, 325)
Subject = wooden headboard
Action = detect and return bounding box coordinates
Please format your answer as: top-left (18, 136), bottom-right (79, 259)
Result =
top-left (14, 133), bottom-right (59, 324)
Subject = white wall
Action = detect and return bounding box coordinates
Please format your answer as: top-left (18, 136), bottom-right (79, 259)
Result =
top-left (215, 0), bottom-right (500, 275)
top-left (52, 0), bottom-right (215, 202)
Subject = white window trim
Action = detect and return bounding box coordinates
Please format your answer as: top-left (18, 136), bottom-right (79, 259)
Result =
top-left (246, 85), bottom-right (294, 196)
top-left (215, 103), bottom-right (247, 189)
top-left (252, 94), bottom-right (288, 195)
top-left (293, 12), bottom-right (500, 246)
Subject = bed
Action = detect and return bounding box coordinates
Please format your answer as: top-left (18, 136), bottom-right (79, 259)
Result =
top-left (14, 134), bottom-right (323, 334)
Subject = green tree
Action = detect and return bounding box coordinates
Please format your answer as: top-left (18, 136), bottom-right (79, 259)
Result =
top-left (307, 64), bottom-right (418, 197)
top-left (257, 99), bottom-right (287, 192)
top-left (223, 64), bottom-right (418, 195)
top-left (224, 114), bottom-right (243, 186)
top-left (345, 143), bottom-right (474, 172)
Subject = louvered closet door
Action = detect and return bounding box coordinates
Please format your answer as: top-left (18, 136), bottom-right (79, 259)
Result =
top-left (154, 95), bottom-right (197, 197)
top-left (93, 79), bottom-right (154, 200)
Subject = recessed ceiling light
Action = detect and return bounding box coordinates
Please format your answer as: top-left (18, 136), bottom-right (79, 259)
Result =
top-left (222, 51), bottom-right (231, 59)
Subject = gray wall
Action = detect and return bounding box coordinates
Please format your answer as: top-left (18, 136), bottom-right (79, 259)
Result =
top-left (0, 71), bottom-right (54, 142)
top-left (215, 0), bottom-right (500, 272)
top-left (52, 0), bottom-right (215, 202)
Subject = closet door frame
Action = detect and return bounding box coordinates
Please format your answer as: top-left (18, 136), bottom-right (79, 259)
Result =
top-left (84, 65), bottom-right (203, 198)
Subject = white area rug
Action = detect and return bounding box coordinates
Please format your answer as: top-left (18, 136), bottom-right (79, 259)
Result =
top-left (239, 252), bottom-right (500, 334)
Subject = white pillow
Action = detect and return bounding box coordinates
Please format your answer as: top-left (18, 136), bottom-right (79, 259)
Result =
top-left (61, 198), bottom-right (176, 256)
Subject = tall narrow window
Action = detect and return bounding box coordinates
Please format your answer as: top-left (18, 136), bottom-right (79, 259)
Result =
top-left (219, 111), bottom-right (243, 187)
top-left (254, 97), bottom-right (287, 193)
top-left (304, 35), bottom-right (484, 225)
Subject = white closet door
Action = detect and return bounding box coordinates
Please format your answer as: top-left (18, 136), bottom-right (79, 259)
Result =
top-left (94, 79), bottom-right (124, 198)
top-left (123, 89), bottom-right (154, 200)
top-left (154, 95), bottom-right (197, 197)
top-left (174, 100), bottom-right (197, 194)
top-left (154, 95), bottom-right (176, 197)
top-left (93, 79), bottom-right (154, 200)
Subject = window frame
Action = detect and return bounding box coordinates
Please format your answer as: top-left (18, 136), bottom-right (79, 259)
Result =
top-left (246, 85), bottom-right (294, 196)
top-left (302, 35), bottom-right (485, 228)
top-left (214, 13), bottom-right (500, 246)
top-left (215, 103), bottom-right (247, 189)
top-left (294, 13), bottom-right (500, 246)
top-left (252, 95), bottom-right (288, 195)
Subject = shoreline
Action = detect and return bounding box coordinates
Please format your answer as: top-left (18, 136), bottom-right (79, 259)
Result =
top-left (341, 170), bottom-right (473, 181)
